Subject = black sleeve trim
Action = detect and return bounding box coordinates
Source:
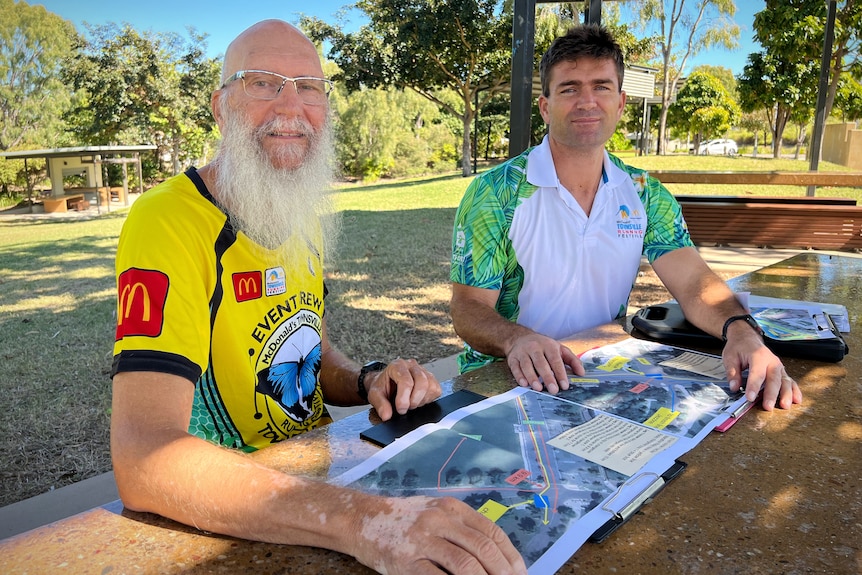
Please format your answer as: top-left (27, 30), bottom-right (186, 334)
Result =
top-left (111, 350), bottom-right (203, 383)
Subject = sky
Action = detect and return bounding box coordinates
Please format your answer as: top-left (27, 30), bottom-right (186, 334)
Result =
top-left (36, 0), bottom-right (765, 76)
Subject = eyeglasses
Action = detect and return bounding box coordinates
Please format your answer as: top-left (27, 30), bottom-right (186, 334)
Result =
top-left (222, 70), bottom-right (333, 106)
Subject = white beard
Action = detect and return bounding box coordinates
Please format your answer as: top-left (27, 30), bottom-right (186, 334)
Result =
top-left (211, 102), bottom-right (340, 267)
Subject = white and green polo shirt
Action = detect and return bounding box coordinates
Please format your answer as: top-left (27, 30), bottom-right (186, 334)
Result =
top-left (451, 137), bottom-right (693, 373)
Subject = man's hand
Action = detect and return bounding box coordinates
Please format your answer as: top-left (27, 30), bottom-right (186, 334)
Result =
top-left (722, 325), bottom-right (802, 411)
top-left (365, 358), bottom-right (442, 421)
top-left (353, 495), bottom-right (527, 575)
top-left (506, 333), bottom-right (585, 394)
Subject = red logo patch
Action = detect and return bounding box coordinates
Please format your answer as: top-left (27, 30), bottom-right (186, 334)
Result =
top-left (233, 271), bottom-right (262, 302)
top-left (116, 268), bottom-right (169, 339)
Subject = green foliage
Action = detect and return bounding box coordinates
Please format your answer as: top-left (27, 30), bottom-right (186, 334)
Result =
top-left (303, 0), bottom-right (513, 177)
top-left (332, 86), bottom-right (460, 181)
top-left (607, 130), bottom-right (633, 152)
top-left (624, 0), bottom-right (740, 154)
top-left (834, 74), bottom-right (862, 121)
top-left (692, 65), bottom-right (737, 97)
top-left (669, 70), bottom-right (740, 147)
top-left (737, 0), bottom-right (824, 157)
top-left (0, 0), bottom-right (76, 151)
top-left (62, 23), bottom-right (221, 175)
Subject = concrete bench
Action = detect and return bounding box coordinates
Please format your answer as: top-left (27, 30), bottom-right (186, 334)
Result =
top-left (43, 194), bottom-right (86, 213)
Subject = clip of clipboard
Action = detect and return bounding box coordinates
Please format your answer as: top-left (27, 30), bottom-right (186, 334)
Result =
top-left (589, 460), bottom-right (688, 543)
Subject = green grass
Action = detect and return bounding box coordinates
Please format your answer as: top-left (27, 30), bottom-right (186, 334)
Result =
top-left (1, 156), bottom-right (859, 507)
top-left (615, 153), bottom-right (862, 202)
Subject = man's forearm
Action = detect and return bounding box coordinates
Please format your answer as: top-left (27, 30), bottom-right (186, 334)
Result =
top-left (113, 430), bottom-right (371, 554)
top-left (451, 298), bottom-right (535, 358)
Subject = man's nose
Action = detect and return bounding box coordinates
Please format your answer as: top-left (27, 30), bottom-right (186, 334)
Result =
top-left (273, 81), bottom-right (306, 109)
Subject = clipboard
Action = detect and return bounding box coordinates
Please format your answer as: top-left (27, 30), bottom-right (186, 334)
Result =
top-left (360, 389), bottom-right (487, 447)
top-left (631, 302), bottom-right (848, 363)
top-left (589, 460), bottom-right (688, 543)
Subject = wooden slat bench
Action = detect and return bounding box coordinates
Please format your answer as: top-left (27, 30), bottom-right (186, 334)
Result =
top-left (651, 170), bottom-right (862, 186)
top-left (677, 199), bottom-right (862, 251)
top-left (644, 170), bottom-right (862, 251)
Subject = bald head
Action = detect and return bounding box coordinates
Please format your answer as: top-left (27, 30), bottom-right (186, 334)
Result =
top-left (221, 20), bottom-right (323, 85)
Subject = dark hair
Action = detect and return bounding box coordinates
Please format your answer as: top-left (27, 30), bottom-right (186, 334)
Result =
top-left (539, 24), bottom-right (625, 97)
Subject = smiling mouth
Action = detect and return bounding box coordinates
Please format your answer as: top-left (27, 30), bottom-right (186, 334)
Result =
top-left (269, 131), bottom-right (305, 138)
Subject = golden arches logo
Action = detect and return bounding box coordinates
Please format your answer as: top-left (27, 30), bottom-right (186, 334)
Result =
top-left (119, 282), bottom-right (150, 324)
top-left (237, 276), bottom-right (258, 296)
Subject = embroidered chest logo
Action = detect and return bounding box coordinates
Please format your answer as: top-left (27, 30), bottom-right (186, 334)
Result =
top-left (265, 266), bottom-right (287, 296)
top-left (616, 204), bottom-right (645, 239)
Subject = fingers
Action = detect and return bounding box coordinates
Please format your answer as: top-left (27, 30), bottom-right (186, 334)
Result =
top-left (357, 496), bottom-right (526, 575)
top-left (507, 335), bottom-right (574, 394)
top-left (722, 343), bottom-right (802, 411)
top-left (368, 359), bottom-right (442, 421)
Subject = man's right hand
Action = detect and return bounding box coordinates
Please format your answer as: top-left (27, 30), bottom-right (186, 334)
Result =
top-left (506, 333), bottom-right (584, 394)
top-left (353, 495), bottom-right (527, 575)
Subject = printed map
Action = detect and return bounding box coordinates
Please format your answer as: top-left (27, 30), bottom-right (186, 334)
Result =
top-left (338, 340), bottom-right (746, 572)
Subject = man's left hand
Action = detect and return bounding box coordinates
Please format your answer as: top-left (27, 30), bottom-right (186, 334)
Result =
top-left (365, 359), bottom-right (442, 421)
top-left (723, 332), bottom-right (802, 411)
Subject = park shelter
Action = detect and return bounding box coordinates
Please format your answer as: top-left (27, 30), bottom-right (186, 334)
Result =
top-left (0, 145), bottom-right (156, 213)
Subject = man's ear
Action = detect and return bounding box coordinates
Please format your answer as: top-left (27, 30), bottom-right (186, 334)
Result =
top-left (538, 94), bottom-right (550, 125)
top-left (211, 90), bottom-right (225, 128)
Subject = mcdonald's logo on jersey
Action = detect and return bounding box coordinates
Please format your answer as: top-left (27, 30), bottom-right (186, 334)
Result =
top-left (116, 268), bottom-right (169, 339)
top-left (233, 271), bottom-right (262, 302)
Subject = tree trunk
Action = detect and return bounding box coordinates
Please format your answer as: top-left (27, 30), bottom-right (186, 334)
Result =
top-left (461, 108), bottom-right (473, 177)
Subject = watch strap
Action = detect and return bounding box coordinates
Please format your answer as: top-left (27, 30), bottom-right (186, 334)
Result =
top-left (721, 314), bottom-right (763, 341)
top-left (357, 361), bottom-right (387, 403)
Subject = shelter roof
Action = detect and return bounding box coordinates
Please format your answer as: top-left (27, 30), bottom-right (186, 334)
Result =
top-left (0, 145), bottom-right (156, 160)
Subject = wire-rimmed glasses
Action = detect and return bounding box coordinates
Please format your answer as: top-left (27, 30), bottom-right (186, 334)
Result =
top-left (222, 70), bottom-right (333, 106)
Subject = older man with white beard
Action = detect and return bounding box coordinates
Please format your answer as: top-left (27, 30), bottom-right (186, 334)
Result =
top-left (110, 19), bottom-right (527, 575)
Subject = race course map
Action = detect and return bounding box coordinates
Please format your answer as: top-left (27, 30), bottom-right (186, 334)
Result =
top-left (336, 340), bottom-right (747, 573)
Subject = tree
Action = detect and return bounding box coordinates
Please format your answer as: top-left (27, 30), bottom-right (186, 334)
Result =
top-left (668, 70), bottom-right (739, 150)
top-left (737, 111), bottom-right (769, 157)
top-left (303, 0), bottom-right (512, 177)
top-left (625, 0), bottom-right (740, 155)
top-left (62, 23), bottom-right (220, 175)
top-left (692, 64), bottom-right (736, 96)
top-left (834, 73), bottom-right (862, 121)
top-left (332, 86), bottom-right (458, 180)
top-left (0, 0), bottom-right (75, 152)
top-left (823, 1), bottom-right (862, 123)
top-left (737, 0), bottom-right (823, 158)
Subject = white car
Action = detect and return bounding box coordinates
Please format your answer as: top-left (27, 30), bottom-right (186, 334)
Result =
top-left (698, 138), bottom-right (738, 156)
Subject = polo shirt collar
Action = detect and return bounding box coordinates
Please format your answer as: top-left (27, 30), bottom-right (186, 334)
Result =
top-left (526, 135), bottom-right (614, 189)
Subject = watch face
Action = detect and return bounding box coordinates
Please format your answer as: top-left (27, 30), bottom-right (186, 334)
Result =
top-left (362, 361), bottom-right (387, 372)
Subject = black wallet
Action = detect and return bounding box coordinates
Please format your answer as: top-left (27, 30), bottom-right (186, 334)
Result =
top-left (359, 389), bottom-right (487, 447)
top-left (631, 302), bottom-right (848, 363)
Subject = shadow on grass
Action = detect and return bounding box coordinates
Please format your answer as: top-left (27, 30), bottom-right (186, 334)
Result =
top-left (325, 207), bottom-right (462, 364)
top-left (334, 172), bottom-right (472, 195)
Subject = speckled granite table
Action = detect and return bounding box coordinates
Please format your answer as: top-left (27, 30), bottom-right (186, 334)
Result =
top-left (2, 253), bottom-right (860, 574)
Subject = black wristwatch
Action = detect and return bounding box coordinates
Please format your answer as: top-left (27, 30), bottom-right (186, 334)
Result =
top-left (357, 361), bottom-right (388, 403)
top-left (721, 314), bottom-right (763, 341)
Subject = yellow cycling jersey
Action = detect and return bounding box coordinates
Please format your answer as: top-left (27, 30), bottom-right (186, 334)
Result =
top-left (113, 168), bottom-right (331, 451)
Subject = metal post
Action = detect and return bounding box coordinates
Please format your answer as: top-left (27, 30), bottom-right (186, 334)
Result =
top-left (584, 0), bottom-right (603, 25)
top-left (808, 0), bottom-right (837, 196)
top-left (508, 0), bottom-right (537, 157)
